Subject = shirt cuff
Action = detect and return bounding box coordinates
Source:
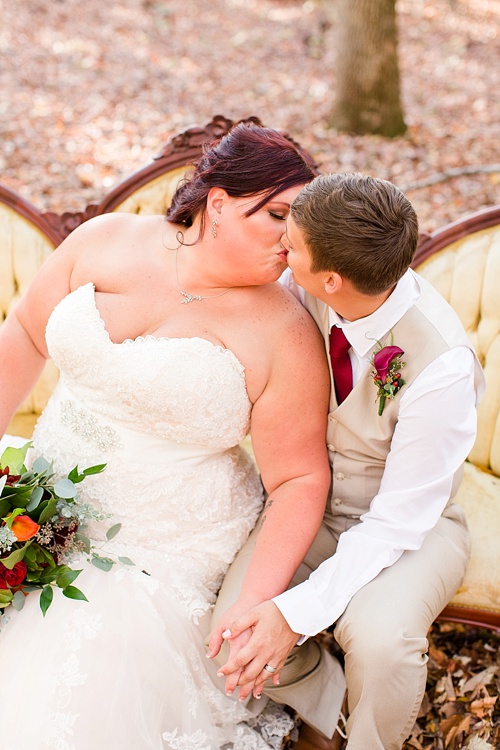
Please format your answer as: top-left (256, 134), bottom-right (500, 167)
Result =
top-left (272, 579), bottom-right (335, 637)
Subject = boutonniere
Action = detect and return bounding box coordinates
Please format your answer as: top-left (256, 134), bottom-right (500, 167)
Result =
top-left (370, 338), bottom-right (406, 416)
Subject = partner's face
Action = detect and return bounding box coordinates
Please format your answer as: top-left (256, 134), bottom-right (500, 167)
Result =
top-left (221, 185), bottom-right (305, 284)
top-left (282, 215), bottom-right (324, 295)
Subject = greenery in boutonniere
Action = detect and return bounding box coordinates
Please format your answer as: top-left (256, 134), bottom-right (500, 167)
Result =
top-left (370, 336), bottom-right (406, 416)
top-left (0, 442), bottom-right (133, 627)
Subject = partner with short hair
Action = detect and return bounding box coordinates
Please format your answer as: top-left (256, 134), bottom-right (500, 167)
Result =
top-left (210, 172), bottom-right (485, 750)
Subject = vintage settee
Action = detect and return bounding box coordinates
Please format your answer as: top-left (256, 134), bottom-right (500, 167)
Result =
top-left (1, 115), bottom-right (499, 631)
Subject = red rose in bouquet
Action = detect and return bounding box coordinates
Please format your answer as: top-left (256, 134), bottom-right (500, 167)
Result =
top-left (0, 560), bottom-right (28, 589)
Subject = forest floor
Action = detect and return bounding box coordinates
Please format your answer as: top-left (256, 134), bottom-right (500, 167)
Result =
top-left (1, 0), bottom-right (499, 747)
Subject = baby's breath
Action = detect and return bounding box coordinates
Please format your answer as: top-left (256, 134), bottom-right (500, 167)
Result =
top-left (0, 527), bottom-right (16, 554)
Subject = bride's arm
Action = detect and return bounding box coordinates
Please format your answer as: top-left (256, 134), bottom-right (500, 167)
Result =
top-left (0, 225), bottom-right (86, 437)
top-left (208, 301), bottom-right (331, 689)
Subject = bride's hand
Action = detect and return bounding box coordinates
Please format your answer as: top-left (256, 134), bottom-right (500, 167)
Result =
top-left (207, 600), bottom-right (260, 698)
top-left (215, 601), bottom-right (300, 701)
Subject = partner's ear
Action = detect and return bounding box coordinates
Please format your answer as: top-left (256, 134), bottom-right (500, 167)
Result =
top-left (206, 187), bottom-right (227, 216)
top-left (324, 272), bottom-right (343, 295)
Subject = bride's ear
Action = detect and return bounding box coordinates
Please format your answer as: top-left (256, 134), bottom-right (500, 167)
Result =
top-left (206, 187), bottom-right (226, 217)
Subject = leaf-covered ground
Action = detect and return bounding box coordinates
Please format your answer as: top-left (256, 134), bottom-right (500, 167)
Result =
top-left (1, 0), bottom-right (499, 233)
top-left (1, 1), bottom-right (499, 747)
top-left (320, 624), bottom-right (500, 750)
top-left (405, 624), bottom-right (499, 750)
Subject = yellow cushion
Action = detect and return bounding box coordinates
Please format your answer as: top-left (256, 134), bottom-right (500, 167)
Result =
top-left (112, 167), bottom-right (189, 216)
top-left (447, 462), bottom-right (500, 615)
top-left (416, 225), bottom-right (500, 474)
top-left (0, 203), bottom-right (59, 422)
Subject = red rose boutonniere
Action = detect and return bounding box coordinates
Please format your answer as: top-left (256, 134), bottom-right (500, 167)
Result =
top-left (370, 340), bottom-right (406, 416)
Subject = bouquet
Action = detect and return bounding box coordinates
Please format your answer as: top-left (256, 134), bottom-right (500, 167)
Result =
top-left (0, 441), bottom-right (132, 626)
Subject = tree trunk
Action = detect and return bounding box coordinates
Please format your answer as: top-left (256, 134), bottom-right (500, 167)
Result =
top-left (328, 0), bottom-right (407, 137)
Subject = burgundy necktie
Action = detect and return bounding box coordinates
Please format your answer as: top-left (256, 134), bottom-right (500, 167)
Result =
top-left (329, 326), bottom-right (353, 405)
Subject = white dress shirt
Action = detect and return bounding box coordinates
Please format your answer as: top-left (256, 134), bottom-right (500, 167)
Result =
top-left (275, 269), bottom-right (483, 637)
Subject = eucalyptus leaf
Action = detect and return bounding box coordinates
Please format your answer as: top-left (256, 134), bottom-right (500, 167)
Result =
top-left (32, 456), bottom-right (51, 474)
top-left (19, 469), bottom-right (36, 483)
top-left (118, 556), bottom-right (135, 566)
top-left (62, 585), bottom-right (88, 602)
top-left (12, 590), bottom-right (26, 611)
top-left (53, 478), bottom-right (77, 499)
top-left (26, 486), bottom-right (44, 511)
top-left (91, 556), bottom-right (113, 572)
top-left (39, 585), bottom-right (54, 616)
top-left (106, 523), bottom-right (121, 541)
top-left (75, 532), bottom-right (91, 554)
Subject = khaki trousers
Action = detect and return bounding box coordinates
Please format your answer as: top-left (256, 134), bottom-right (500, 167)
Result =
top-left (211, 503), bottom-right (470, 750)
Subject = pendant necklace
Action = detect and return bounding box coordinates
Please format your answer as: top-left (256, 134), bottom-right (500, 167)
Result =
top-left (175, 246), bottom-right (234, 304)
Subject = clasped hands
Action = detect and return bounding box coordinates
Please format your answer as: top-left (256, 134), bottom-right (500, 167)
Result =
top-left (207, 600), bottom-right (300, 701)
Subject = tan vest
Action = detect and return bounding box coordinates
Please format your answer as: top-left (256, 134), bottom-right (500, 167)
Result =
top-left (302, 272), bottom-right (484, 531)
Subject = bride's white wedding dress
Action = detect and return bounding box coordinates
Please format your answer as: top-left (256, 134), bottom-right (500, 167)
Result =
top-left (0, 283), bottom-right (294, 750)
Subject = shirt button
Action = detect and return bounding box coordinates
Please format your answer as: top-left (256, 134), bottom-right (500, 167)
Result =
top-left (327, 444), bottom-right (335, 452)
top-left (332, 497), bottom-right (342, 506)
top-left (328, 415), bottom-right (337, 423)
top-left (335, 472), bottom-right (345, 481)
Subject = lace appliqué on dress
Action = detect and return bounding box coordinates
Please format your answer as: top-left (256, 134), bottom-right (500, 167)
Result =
top-left (60, 400), bottom-right (122, 452)
top-left (43, 610), bottom-right (103, 750)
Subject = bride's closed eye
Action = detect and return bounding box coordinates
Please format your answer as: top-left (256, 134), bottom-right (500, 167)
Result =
top-left (268, 211), bottom-right (287, 221)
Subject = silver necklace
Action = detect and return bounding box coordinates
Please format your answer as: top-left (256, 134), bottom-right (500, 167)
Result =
top-left (175, 246), bottom-right (234, 304)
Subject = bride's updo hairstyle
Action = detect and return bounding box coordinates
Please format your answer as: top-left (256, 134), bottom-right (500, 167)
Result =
top-left (166, 120), bottom-right (318, 237)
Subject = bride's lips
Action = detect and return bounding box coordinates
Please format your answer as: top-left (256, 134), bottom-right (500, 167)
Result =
top-left (277, 249), bottom-right (289, 263)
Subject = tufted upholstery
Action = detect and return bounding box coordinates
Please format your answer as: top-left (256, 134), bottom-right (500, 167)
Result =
top-left (110, 167), bottom-right (189, 216)
top-left (414, 208), bottom-right (500, 630)
top-left (0, 187), bottom-right (61, 436)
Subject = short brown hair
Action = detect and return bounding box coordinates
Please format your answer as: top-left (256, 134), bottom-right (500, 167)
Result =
top-left (290, 173), bottom-right (419, 295)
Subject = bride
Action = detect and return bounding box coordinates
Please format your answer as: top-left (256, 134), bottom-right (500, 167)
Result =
top-left (0, 122), bottom-right (333, 749)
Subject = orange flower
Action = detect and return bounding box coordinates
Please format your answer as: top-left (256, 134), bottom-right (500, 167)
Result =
top-left (11, 515), bottom-right (40, 541)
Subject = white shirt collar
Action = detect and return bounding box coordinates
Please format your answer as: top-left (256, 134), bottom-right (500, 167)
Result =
top-left (328, 270), bottom-right (421, 358)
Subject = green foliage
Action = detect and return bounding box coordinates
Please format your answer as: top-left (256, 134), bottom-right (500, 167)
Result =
top-left (0, 442), bottom-right (126, 624)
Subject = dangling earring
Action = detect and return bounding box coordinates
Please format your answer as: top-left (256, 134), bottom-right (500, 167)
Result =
top-left (211, 219), bottom-right (218, 238)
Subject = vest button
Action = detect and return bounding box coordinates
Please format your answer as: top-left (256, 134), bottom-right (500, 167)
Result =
top-left (335, 472), bottom-right (345, 481)
top-left (332, 497), bottom-right (342, 506)
top-left (327, 444), bottom-right (335, 452)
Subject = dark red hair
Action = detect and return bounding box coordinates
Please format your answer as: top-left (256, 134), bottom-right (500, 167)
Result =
top-left (166, 120), bottom-right (319, 230)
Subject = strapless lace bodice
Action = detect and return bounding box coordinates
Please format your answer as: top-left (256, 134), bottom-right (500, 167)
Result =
top-left (43, 282), bottom-right (251, 448)
top-left (31, 283), bottom-right (264, 620)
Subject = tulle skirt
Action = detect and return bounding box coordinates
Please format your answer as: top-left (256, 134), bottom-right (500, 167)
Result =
top-left (0, 559), bottom-right (294, 750)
